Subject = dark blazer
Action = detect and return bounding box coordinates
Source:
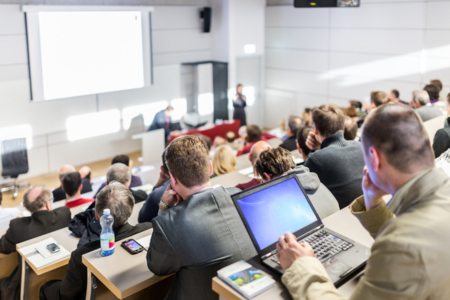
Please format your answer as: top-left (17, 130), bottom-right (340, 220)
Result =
top-left (40, 222), bottom-right (152, 300)
top-left (138, 180), bottom-right (170, 223)
top-left (304, 132), bottom-right (364, 208)
top-left (0, 207), bottom-right (71, 300)
top-left (433, 118), bottom-right (450, 158)
top-left (279, 135), bottom-right (298, 152)
top-left (147, 186), bottom-right (256, 300)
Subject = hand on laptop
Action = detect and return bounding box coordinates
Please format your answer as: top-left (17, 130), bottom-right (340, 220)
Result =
top-left (277, 233), bottom-right (314, 271)
top-left (362, 167), bottom-right (386, 210)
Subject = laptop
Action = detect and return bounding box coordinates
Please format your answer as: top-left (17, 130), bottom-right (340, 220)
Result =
top-left (232, 173), bottom-right (369, 286)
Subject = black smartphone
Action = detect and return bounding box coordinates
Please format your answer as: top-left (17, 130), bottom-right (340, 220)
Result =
top-left (121, 239), bottom-right (145, 255)
top-left (46, 243), bottom-right (61, 254)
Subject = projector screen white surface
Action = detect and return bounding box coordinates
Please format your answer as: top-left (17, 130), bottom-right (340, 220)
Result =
top-left (24, 6), bottom-right (152, 101)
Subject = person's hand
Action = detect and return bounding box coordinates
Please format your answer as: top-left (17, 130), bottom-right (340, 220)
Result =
top-left (276, 233), bottom-right (314, 271)
top-left (306, 131), bottom-right (321, 151)
top-left (159, 185), bottom-right (182, 210)
top-left (155, 165), bottom-right (169, 188)
top-left (362, 167), bottom-right (386, 210)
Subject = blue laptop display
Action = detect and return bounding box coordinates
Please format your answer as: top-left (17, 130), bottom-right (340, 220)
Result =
top-left (234, 176), bottom-right (320, 252)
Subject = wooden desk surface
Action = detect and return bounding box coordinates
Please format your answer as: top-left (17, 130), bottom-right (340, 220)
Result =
top-left (82, 229), bottom-right (170, 299)
top-left (16, 227), bottom-right (78, 275)
top-left (212, 207), bottom-right (374, 299)
top-left (210, 171), bottom-right (252, 188)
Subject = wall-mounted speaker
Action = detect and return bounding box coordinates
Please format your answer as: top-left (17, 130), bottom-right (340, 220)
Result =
top-left (294, 0), bottom-right (360, 7)
top-left (200, 7), bottom-right (211, 33)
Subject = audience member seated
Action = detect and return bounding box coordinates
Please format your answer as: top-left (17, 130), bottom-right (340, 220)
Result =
top-left (296, 126), bottom-right (313, 161)
top-left (147, 135), bottom-right (256, 300)
top-left (53, 164), bottom-right (92, 202)
top-left (343, 116), bottom-right (358, 140)
top-left (212, 145), bottom-right (237, 177)
top-left (433, 93), bottom-right (450, 157)
top-left (411, 90), bottom-right (443, 122)
top-left (62, 172), bottom-right (94, 209)
top-left (94, 154), bottom-right (143, 197)
top-left (138, 151), bottom-right (170, 223)
top-left (279, 115), bottom-right (302, 151)
top-left (368, 90), bottom-right (387, 112)
top-left (40, 182), bottom-right (151, 300)
top-left (91, 163), bottom-right (147, 209)
top-left (236, 124), bottom-right (263, 156)
top-left (304, 105), bottom-right (365, 208)
top-left (235, 141), bottom-right (272, 190)
top-left (424, 83), bottom-right (440, 104)
top-left (276, 104), bottom-right (450, 300)
top-left (302, 108), bottom-right (313, 127)
top-left (430, 79), bottom-right (444, 102)
top-left (0, 186), bottom-right (70, 300)
top-left (254, 147), bottom-right (339, 218)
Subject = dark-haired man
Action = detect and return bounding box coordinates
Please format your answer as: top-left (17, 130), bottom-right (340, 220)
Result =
top-left (254, 147), bottom-right (339, 218)
top-left (52, 164), bottom-right (92, 202)
top-left (147, 135), bottom-right (255, 300)
top-left (277, 104), bottom-right (450, 300)
top-left (237, 124), bottom-right (263, 156)
top-left (0, 186), bottom-right (71, 300)
top-left (279, 115), bottom-right (302, 151)
top-left (40, 182), bottom-right (151, 300)
top-left (62, 172), bottom-right (94, 209)
top-left (305, 105), bottom-right (365, 208)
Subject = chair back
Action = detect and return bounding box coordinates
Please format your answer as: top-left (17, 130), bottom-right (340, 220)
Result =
top-left (1, 138), bottom-right (29, 178)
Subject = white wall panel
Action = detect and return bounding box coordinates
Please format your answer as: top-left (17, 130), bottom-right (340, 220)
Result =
top-left (153, 29), bottom-right (211, 54)
top-left (0, 35), bottom-right (27, 65)
top-left (0, 5), bottom-right (24, 35)
top-left (266, 68), bottom-right (328, 95)
top-left (266, 28), bottom-right (329, 50)
top-left (266, 49), bottom-right (328, 73)
top-left (330, 2), bottom-right (426, 29)
top-left (426, 2), bottom-right (450, 30)
top-left (266, 6), bottom-right (329, 28)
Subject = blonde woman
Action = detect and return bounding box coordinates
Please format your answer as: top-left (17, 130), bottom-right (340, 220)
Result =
top-left (212, 145), bottom-right (237, 177)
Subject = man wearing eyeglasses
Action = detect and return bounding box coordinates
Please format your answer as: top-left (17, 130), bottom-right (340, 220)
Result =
top-left (0, 186), bottom-right (71, 300)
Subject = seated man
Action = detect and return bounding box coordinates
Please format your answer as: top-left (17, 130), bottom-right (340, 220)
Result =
top-left (305, 105), bottom-right (365, 208)
top-left (94, 154), bottom-right (143, 197)
top-left (236, 124), bottom-right (263, 156)
top-left (279, 115), bottom-right (302, 151)
top-left (62, 172), bottom-right (94, 209)
top-left (235, 140), bottom-right (272, 190)
top-left (432, 93), bottom-right (450, 157)
top-left (40, 182), bottom-right (151, 300)
top-left (277, 104), bottom-right (450, 300)
top-left (147, 135), bottom-right (256, 300)
top-left (0, 186), bottom-right (71, 300)
top-left (254, 147), bottom-right (339, 218)
top-left (138, 151), bottom-right (170, 223)
top-left (53, 164), bottom-right (92, 201)
top-left (411, 90), bottom-right (443, 122)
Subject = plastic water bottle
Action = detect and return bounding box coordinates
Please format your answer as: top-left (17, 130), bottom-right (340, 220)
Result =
top-left (100, 209), bottom-right (115, 257)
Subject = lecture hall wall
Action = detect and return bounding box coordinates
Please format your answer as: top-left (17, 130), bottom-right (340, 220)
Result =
top-left (264, 0), bottom-right (450, 128)
top-left (0, 0), bottom-right (212, 177)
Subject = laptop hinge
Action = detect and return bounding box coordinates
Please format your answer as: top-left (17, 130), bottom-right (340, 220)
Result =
top-left (261, 250), bottom-right (277, 260)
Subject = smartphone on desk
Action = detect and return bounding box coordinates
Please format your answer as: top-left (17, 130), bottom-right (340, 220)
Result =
top-left (121, 239), bottom-right (145, 255)
top-left (46, 243), bottom-right (61, 254)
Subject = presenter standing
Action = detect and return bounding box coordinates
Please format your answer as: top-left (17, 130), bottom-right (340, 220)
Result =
top-left (233, 83), bottom-right (247, 126)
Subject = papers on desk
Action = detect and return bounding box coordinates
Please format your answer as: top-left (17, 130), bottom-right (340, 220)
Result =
top-left (136, 234), bottom-right (152, 250)
top-left (21, 237), bottom-right (70, 269)
top-left (239, 167), bottom-right (254, 178)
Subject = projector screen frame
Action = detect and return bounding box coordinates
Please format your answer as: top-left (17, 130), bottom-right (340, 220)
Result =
top-left (22, 5), bottom-right (154, 102)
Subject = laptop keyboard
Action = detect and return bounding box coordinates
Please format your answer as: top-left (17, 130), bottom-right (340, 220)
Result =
top-left (270, 229), bottom-right (353, 265)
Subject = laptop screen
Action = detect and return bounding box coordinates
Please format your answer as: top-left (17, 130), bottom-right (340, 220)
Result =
top-left (234, 176), bottom-right (319, 251)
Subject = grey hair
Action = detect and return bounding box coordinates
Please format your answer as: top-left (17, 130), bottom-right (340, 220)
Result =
top-left (95, 181), bottom-right (135, 228)
top-left (106, 163), bottom-right (131, 185)
top-left (412, 90), bottom-right (430, 106)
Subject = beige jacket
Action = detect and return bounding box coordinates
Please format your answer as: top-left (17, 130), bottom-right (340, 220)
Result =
top-left (282, 167), bottom-right (450, 300)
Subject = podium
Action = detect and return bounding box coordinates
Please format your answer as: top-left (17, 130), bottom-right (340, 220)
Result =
top-left (132, 129), bottom-right (165, 165)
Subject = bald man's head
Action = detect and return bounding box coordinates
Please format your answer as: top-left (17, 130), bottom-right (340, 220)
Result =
top-left (249, 141), bottom-right (272, 166)
top-left (58, 164), bottom-right (76, 182)
top-left (23, 186), bottom-right (52, 213)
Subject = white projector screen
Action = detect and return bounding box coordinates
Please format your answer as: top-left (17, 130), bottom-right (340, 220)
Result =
top-left (24, 6), bottom-right (153, 101)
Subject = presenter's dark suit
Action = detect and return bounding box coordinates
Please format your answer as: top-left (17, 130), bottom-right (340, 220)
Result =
top-left (147, 186), bottom-right (256, 300)
top-left (40, 222), bottom-right (151, 300)
top-left (304, 131), bottom-right (365, 208)
top-left (0, 207), bottom-right (71, 300)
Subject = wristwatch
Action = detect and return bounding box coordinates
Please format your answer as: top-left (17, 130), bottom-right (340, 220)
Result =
top-left (159, 199), bottom-right (171, 209)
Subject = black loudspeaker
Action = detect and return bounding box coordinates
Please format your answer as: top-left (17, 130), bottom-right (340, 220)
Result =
top-left (200, 7), bottom-right (211, 33)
